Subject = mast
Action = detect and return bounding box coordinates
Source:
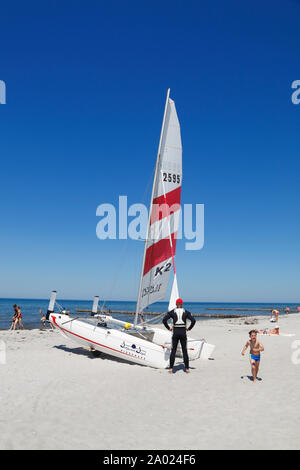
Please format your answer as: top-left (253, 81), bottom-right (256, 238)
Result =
top-left (91, 296), bottom-right (99, 316)
top-left (46, 290), bottom-right (57, 320)
top-left (134, 89), bottom-right (171, 327)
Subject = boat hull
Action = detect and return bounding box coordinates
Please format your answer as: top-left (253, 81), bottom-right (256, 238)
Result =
top-left (50, 314), bottom-right (215, 368)
top-left (50, 314), bottom-right (170, 368)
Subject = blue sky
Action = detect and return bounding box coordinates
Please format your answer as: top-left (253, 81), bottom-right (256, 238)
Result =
top-left (0, 0), bottom-right (299, 302)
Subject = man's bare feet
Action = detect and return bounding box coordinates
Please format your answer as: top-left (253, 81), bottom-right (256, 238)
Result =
top-left (185, 369), bottom-right (190, 373)
top-left (169, 368), bottom-right (173, 374)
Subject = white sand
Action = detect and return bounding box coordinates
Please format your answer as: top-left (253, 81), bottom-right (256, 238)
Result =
top-left (1, 314), bottom-right (300, 450)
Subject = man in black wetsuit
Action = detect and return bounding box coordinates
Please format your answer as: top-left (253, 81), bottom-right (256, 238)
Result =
top-left (163, 298), bottom-right (196, 373)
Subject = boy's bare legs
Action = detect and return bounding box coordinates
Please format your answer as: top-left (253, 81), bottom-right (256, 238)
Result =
top-left (255, 361), bottom-right (260, 380)
top-left (250, 359), bottom-right (258, 382)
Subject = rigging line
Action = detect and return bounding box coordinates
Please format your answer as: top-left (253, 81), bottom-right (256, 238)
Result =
top-left (55, 301), bottom-right (63, 312)
top-left (100, 167), bottom-right (155, 313)
top-left (142, 311), bottom-right (165, 326)
top-left (130, 165), bottom-right (157, 316)
top-left (135, 165), bottom-right (156, 307)
top-left (62, 316), bottom-right (81, 325)
top-left (100, 236), bottom-right (129, 311)
top-left (144, 165), bottom-right (164, 310)
top-left (141, 165), bottom-right (156, 211)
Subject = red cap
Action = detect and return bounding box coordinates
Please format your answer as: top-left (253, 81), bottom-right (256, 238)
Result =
top-left (176, 298), bottom-right (183, 305)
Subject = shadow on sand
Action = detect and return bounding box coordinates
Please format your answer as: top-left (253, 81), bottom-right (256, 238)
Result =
top-left (241, 375), bottom-right (262, 382)
top-left (170, 364), bottom-right (196, 374)
top-left (53, 344), bottom-right (139, 366)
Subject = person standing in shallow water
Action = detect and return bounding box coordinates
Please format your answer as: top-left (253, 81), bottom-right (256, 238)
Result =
top-left (163, 299), bottom-right (196, 374)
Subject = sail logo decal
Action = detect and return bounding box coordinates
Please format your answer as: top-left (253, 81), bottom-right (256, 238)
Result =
top-left (162, 172), bottom-right (181, 184)
top-left (142, 283), bottom-right (162, 298)
top-left (120, 341), bottom-right (146, 356)
top-left (154, 262), bottom-right (171, 278)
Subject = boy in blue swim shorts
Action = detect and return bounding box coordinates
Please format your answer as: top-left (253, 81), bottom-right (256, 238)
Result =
top-left (241, 330), bottom-right (264, 383)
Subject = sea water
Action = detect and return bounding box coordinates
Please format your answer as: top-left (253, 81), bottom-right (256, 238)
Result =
top-left (0, 298), bottom-right (298, 330)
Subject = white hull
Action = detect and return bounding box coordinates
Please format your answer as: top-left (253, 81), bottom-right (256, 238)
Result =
top-left (50, 313), bottom-right (214, 369)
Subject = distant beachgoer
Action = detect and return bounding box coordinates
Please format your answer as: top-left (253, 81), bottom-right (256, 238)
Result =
top-left (270, 309), bottom-right (279, 322)
top-left (9, 305), bottom-right (19, 330)
top-left (17, 306), bottom-right (24, 329)
top-left (284, 307), bottom-right (290, 315)
top-left (66, 309), bottom-right (70, 316)
top-left (9, 313), bottom-right (17, 330)
top-left (163, 298), bottom-right (196, 374)
top-left (297, 306), bottom-right (300, 314)
top-left (40, 308), bottom-right (46, 328)
top-left (40, 308), bottom-right (53, 330)
top-left (241, 330), bottom-right (264, 383)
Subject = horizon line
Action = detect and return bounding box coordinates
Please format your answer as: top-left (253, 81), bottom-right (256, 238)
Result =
top-left (0, 297), bottom-right (298, 305)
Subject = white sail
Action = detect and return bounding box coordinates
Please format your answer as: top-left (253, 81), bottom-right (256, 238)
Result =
top-left (135, 90), bottom-right (182, 323)
top-left (168, 274), bottom-right (179, 312)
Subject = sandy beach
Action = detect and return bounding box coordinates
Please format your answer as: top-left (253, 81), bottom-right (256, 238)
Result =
top-left (1, 314), bottom-right (299, 450)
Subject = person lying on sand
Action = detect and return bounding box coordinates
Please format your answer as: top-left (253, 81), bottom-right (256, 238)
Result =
top-left (258, 325), bottom-right (279, 336)
top-left (241, 330), bottom-right (264, 383)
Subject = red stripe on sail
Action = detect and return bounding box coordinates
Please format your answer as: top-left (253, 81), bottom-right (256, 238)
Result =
top-left (143, 233), bottom-right (177, 276)
top-left (150, 186), bottom-right (181, 225)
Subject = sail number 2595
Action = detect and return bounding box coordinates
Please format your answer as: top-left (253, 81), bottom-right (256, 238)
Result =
top-left (162, 172), bottom-right (181, 184)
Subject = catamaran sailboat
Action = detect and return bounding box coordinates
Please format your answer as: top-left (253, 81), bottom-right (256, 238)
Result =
top-left (47, 90), bottom-right (215, 368)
